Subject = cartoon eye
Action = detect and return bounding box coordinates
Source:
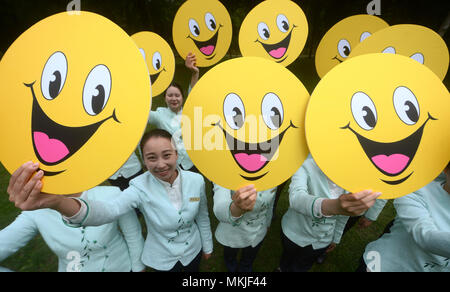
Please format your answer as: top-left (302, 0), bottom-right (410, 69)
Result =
top-left (152, 52), bottom-right (162, 71)
top-left (261, 93), bottom-right (284, 130)
top-left (223, 93), bottom-right (246, 130)
top-left (205, 13), bottom-right (217, 31)
top-left (41, 51), bottom-right (68, 100)
top-left (393, 86), bottom-right (420, 125)
top-left (360, 31), bottom-right (372, 42)
top-left (83, 65), bottom-right (112, 116)
top-left (410, 53), bottom-right (424, 64)
top-left (382, 46), bottom-right (396, 54)
top-left (189, 19), bottom-right (200, 37)
top-left (276, 14), bottom-right (290, 33)
top-left (257, 22), bottom-right (270, 40)
top-left (351, 92), bottom-right (377, 130)
top-left (139, 48), bottom-right (146, 61)
top-left (337, 39), bottom-right (351, 58)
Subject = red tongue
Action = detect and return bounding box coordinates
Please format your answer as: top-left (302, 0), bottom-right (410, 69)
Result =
top-left (33, 132), bottom-right (70, 163)
top-left (234, 153), bottom-right (267, 172)
top-left (371, 154), bottom-right (410, 175)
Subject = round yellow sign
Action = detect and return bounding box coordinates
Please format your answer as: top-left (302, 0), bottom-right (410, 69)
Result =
top-left (132, 31), bottom-right (175, 97)
top-left (172, 0), bottom-right (232, 67)
top-left (349, 24), bottom-right (449, 81)
top-left (315, 15), bottom-right (389, 78)
top-left (182, 57), bottom-right (310, 191)
top-left (0, 12), bottom-right (151, 194)
top-left (239, 0), bottom-right (308, 67)
top-left (306, 53), bottom-right (450, 199)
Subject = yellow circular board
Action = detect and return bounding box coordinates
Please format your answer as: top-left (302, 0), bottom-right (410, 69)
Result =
top-left (132, 31), bottom-right (175, 97)
top-left (239, 0), bottom-right (308, 67)
top-left (349, 24), bottom-right (449, 81)
top-left (315, 15), bottom-right (388, 78)
top-left (0, 12), bottom-right (151, 194)
top-left (172, 0), bottom-right (232, 67)
top-left (182, 57), bottom-right (310, 191)
top-left (306, 53), bottom-right (450, 199)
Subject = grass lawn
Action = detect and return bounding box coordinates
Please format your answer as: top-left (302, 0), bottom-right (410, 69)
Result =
top-left (0, 56), bottom-right (397, 272)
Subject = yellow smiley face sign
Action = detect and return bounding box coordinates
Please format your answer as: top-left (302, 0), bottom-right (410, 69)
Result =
top-left (239, 0), bottom-right (308, 67)
top-left (172, 0), bottom-right (232, 67)
top-left (182, 57), bottom-right (310, 191)
top-left (315, 15), bottom-right (389, 78)
top-left (349, 24), bottom-right (449, 81)
top-left (0, 12), bottom-right (151, 194)
top-left (306, 54), bottom-right (450, 199)
top-left (132, 31), bottom-right (175, 97)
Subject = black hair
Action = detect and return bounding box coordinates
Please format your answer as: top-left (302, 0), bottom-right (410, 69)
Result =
top-left (140, 129), bottom-right (174, 154)
top-left (164, 82), bottom-right (185, 100)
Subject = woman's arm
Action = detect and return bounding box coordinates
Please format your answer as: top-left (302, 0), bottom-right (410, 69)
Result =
top-left (185, 53), bottom-right (199, 90)
top-left (7, 162), bottom-right (81, 217)
top-left (212, 183), bottom-right (234, 223)
top-left (117, 210), bottom-right (145, 272)
top-left (195, 180), bottom-right (213, 257)
top-left (0, 212), bottom-right (38, 262)
top-left (7, 162), bottom-right (142, 228)
top-left (395, 193), bottom-right (450, 258)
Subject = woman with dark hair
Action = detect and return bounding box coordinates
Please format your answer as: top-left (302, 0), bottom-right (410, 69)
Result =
top-left (6, 129), bottom-right (213, 272)
top-left (148, 53), bottom-right (199, 172)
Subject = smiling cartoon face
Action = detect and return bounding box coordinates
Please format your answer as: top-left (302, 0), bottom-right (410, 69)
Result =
top-left (132, 31), bottom-right (175, 97)
top-left (0, 12), bottom-right (151, 194)
top-left (239, 0), bottom-right (308, 67)
top-left (306, 54), bottom-right (450, 199)
top-left (182, 57), bottom-right (310, 191)
top-left (172, 0), bottom-right (232, 67)
top-left (349, 24), bottom-right (449, 81)
top-left (315, 15), bottom-right (388, 78)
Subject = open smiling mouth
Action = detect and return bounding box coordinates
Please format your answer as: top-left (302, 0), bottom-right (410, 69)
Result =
top-left (150, 69), bottom-right (164, 85)
top-left (189, 25), bottom-right (222, 59)
top-left (213, 121), bottom-right (297, 180)
top-left (341, 113), bottom-right (436, 185)
top-left (25, 82), bottom-right (119, 175)
top-left (257, 27), bottom-right (295, 62)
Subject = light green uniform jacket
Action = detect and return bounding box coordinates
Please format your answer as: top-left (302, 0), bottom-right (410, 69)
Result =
top-left (363, 180), bottom-right (450, 272)
top-left (213, 184), bottom-right (277, 248)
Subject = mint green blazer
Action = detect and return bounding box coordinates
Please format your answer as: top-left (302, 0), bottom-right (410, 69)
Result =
top-left (213, 184), bottom-right (276, 248)
top-left (0, 186), bottom-right (145, 272)
top-left (75, 170), bottom-right (213, 271)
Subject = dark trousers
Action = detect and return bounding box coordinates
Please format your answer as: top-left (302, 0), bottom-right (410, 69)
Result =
top-left (223, 241), bottom-right (264, 272)
top-left (155, 251), bottom-right (202, 272)
top-left (279, 231), bottom-right (328, 272)
top-left (108, 169), bottom-right (144, 191)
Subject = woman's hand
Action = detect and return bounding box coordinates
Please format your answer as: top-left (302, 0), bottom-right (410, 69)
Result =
top-left (7, 162), bottom-right (81, 216)
top-left (230, 185), bottom-right (257, 217)
top-left (202, 253), bottom-right (212, 261)
top-left (358, 217), bottom-right (374, 229)
top-left (322, 190), bottom-right (381, 216)
top-left (185, 52), bottom-right (199, 89)
top-left (185, 52), bottom-right (199, 74)
top-left (7, 162), bottom-right (57, 211)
